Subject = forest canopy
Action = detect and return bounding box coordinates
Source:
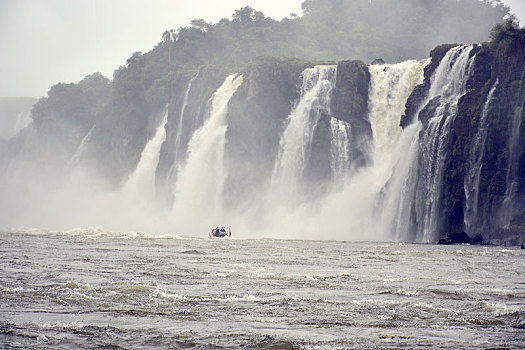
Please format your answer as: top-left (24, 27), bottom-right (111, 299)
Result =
top-left (154, 0), bottom-right (511, 72)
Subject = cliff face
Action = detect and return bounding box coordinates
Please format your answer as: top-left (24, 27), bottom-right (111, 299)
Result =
top-left (401, 44), bottom-right (458, 128)
top-left (453, 34), bottom-right (525, 243)
top-left (404, 32), bottom-right (525, 244)
top-left (156, 66), bottom-right (230, 204)
top-left (223, 58), bottom-right (310, 208)
top-left (331, 60), bottom-right (372, 170)
top-left (223, 59), bottom-right (372, 207)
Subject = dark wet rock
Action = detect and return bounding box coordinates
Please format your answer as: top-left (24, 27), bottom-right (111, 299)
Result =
top-left (251, 336), bottom-right (298, 350)
top-left (401, 44), bottom-right (459, 128)
top-left (332, 60), bottom-right (372, 170)
top-left (472, 234), bottom-right (484, 245)
top-left (223, 57), bottom-right (310, 208)
top-left (438, 232), bottom-right (472, 245)
top-left (371, 58), bottom-right (385, 65)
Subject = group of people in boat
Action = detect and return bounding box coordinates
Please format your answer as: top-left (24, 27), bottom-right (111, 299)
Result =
top-left (210, 226), bottom-right (231, 238)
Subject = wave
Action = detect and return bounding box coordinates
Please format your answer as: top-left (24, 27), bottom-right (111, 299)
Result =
top-left (482, 301), bottom-right (525, 316)
top-left (0, 284), bottom-right (38, 295)
top-left (150, 287), bottom-right (186, 301)
top-left (4, 227), bottom-right (188, 240)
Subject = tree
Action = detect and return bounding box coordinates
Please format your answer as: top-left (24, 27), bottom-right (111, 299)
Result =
top-left (232, 6), bottom-right (265, 24)
top-left (190, 19), bottom-right (211, 32)
top-left (162, 29), bottom-right (177, 65)
top-left (489, 17), bottom-right (520, 42)
top-left (126, 51), bottom-right (143, 66)
top-left (162, 30), bottom-right (172, 43)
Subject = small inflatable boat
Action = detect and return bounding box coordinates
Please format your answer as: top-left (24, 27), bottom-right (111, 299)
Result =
top-left (209, 226), bottom-right (231, 238)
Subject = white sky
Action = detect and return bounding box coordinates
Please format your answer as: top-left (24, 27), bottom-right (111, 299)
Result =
top-left (0, 0), bottom-right (523, 98)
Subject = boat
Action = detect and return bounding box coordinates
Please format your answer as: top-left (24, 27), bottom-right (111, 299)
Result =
top-left (209, 226), bottom-right (231, 238)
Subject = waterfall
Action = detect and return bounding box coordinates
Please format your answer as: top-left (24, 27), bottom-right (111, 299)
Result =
top-left (0, 110), bottom-right (32, 140)
top-left (166, 74), bottom-right (198, 185)
top-left (272, 65), bottom-right (336, 201)
top-left (171, 74), bottom-right (243, 232)
top-left (122, 109), bottom-right (168, 198)
top-left (364, 60), bottom-right (428, 240)
top-left (329, 118), bottom-right (350, 182)
top-left (500, 68), bottom-right (525, 227)
top-left (464, 80), bottom-right (499, 233)
top-left (66, 125), bottom-right (96, 168)
top-left (368, 60), bottom-right (429, 179)
top-left (12, 110), bottom-right (32, 137)
top-left (415, 45), bottom-right (476, 241)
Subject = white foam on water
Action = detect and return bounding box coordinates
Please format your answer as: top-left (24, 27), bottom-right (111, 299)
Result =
top-left (150, 287), bottom-right (186, 301)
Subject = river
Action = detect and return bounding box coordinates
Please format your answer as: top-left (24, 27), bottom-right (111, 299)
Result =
top-left (1, 229), bottom-right (524, 349)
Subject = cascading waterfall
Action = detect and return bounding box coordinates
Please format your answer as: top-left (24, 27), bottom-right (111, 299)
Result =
top-left (66, 125), bottom-right (96, 168)
top-left (364, 60), bottom-right (428, 240)
top-left (122, 109), bottom-right (168, 199)
top-left (290, 60), bottom-right (427, 241)
top-left (415, 45), bottom-right (475, 241)
top-left (368, 60), bottom-right (429, 179)
top-left (171, 74), bottom-right (243, 232)
top-left (272, 65), bottom-right (337, 201)
top-left (500, 68), bottom-right (525, 227)
top-left (464, 80), bottom-right (499, 233)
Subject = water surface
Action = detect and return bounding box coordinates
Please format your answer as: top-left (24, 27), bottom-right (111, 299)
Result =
top-left (1, 229), bottom-right (524, 348)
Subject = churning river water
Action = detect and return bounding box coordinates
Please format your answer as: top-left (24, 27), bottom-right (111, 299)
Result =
top-left (1, 229), bottom-right (524, 349)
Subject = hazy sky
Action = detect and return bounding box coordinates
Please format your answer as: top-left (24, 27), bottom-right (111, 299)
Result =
top-left (0, 0), bottom-right (523, 98)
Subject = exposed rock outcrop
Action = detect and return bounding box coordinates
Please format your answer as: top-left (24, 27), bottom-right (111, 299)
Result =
top-left (331, 60), bottom-right (372, 169)
top-left (438, 232), bottom-right (471, 245)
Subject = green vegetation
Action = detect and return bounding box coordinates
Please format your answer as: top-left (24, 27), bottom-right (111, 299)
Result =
top-left (32, 73), bottom-right (110, 130)
top-left (489, 17), bottom-right (524, 42)
top-left (155, 0), bottom-right (510, 72)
